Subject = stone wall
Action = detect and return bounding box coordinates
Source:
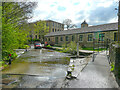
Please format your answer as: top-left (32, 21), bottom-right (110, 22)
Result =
top-left (109, 44), bottom-right (120, 86)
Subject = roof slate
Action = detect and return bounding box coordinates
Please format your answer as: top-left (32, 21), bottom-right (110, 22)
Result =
top-left (45, 22), bottom-right (118, 37)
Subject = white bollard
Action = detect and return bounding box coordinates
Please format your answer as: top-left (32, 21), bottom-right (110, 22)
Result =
top-left (77, 42), bottom-right (79, 57)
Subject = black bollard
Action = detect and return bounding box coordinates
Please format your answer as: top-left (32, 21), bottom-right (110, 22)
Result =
top-left (8, 54), bottom-right (12, 65)
top-left (9, 58), bottom-right (11, 65)
top-left (67, 71), bottom-right (72, 76)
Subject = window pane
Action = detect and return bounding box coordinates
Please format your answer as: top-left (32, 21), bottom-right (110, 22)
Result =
top-left (72, 35), bottom-right (74, 41)
top-left (35, 35), bottom-right (37, 39)
top-left (60, 37), bottom-right (63, 41)
top-left (99, 33), bottom-right (105, 41)
top-left (66, 36), bottom-right (68, 41)
top-left (114, 32), bottom-right (117, 41)
top-left (79, 35), bottom-right (83, 41)
top-left (52, 29), bottom-right (54, 32)
top-left (88, 34), bottom-right (93, 41)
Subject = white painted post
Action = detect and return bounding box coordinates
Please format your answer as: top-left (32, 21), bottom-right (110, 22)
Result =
top-left (77, 42), bottom-right (79, 57)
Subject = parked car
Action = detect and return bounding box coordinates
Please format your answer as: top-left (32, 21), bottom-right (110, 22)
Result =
top-left (34, 43), bottom-right (42, 49)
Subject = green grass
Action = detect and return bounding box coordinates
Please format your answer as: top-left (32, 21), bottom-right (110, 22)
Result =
top-left (82, 47), bottom-right (106, 51)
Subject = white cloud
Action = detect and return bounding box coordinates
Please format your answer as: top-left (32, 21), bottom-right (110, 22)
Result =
top-left (28, 0), bottom-right (118, 27)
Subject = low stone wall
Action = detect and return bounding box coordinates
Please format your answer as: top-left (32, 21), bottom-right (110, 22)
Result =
top-left (109, 44), bottom-right (120, 87)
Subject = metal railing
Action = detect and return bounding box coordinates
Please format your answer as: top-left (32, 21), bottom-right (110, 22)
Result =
top-left (92, 38), bottom-right (115, 63)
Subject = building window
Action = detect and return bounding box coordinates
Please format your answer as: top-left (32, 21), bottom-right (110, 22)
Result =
top-left (53, 22), bottom-right (54, 27)
top-left (30, 35), bottom-right (32, 39)
top-left (55, 23), bottom-right (57, 27)
top-left (55, 37), bottom-right (58, 44)
top-left (99, 33), bottom-right (105, 41)
top-left (52, 29), bottom-right (54, 32)
top-left (114, 32), bottom-right (117, 41)
top-left (55, 29), bottom-right (56, 32)
top-left (46, 23), bottom-right (48, 26)
top-left (35, 35), bottom-right (37, 39)
top-left (62, 25), bottom-right (64, 28)
top-left (66, 36), bottom-right (69, 41)
top-left (60, 37), bottom-right (63, 41)
top-left (45, 38), bottom-right (47, 41)
top-left (88, 34), bottom-right (93, 41)
top-left (49, 38), bottom-right (50, 41)
top-left (79, 35), bottom-right (83, 41)
top-left (72, 35), bottom-right (74, 41)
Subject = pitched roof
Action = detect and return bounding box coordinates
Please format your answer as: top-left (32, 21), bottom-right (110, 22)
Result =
top-left (45, 22), bottom-right (118, 37)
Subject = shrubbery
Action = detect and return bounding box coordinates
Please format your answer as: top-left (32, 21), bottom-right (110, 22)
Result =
top-left (46, 45), bottom-right (52, 48)
top-left (62, 41), bottom-right (81, 54)
top-left (19, 45), bottom-right (29, 49)
top-left (28, 39), bottom-right (40, 42)
top-left (2, 50), bottom-right (18, 61)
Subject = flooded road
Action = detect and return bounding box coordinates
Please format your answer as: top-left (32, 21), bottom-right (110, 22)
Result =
top-left (2, 49), bottom-right (70, 88)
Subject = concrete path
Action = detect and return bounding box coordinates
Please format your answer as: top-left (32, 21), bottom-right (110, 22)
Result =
top-left (63, 51), bottom-right (119, 88)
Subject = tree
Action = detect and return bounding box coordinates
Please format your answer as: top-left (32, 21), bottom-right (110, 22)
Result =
top-left (63, 19), bottom-right (77, 30)
top-left (33, 20), bottom-right (49, 43)
top-left (2, 2), bottom-right (37, 60)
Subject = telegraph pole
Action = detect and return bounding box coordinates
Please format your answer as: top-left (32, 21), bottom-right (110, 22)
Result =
top-left (118, 0), bottom-right (120, 45)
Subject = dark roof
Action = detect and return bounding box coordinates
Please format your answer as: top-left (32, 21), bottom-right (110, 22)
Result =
top-left (81, 20), bottom-right (88, 25)
top-left (45, 22), bottom-right (118, 37)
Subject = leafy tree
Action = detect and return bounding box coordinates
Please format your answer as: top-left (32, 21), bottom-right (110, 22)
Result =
top-left (62, 41), bottom-right (81, 54)
top-left (29, 20), bottom-right (49, 43)
top-left (2, 2), bottom-right (37, 60)
top-left (63, 19), bottom-right (77, 30)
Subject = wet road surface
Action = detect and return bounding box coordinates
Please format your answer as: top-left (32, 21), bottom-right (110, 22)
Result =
top-left (2, 49), bottom-right (70, 88)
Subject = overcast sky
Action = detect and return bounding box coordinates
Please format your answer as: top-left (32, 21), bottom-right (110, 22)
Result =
top-left (28, 0), bottom-right (119, 28)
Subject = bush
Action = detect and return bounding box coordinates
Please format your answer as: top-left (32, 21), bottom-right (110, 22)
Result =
top-left (28, 39), bottom-right (40, 42)
top-left (2, 50), bottom-right (18, 61)
top-left (19, 45), bottom-right (29, 49)
top-left (46, 45), bottom-right (52, 48)
top-left (111, 62), bottom-right (114, 72)
top-left (62, 41), bottom-right (81, 54)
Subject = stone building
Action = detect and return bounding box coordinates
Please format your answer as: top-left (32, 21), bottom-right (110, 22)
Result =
top-left (28, 20), bottom-right (64, 42)
top-left (45, 21), bottom-right (118, 47)
top-left (45, 20), bottom-right (64, 33)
